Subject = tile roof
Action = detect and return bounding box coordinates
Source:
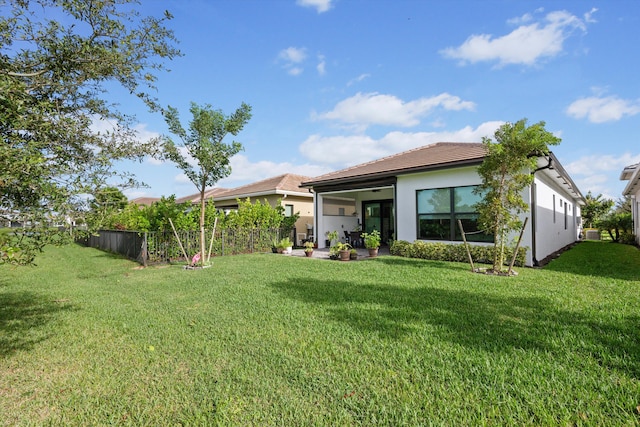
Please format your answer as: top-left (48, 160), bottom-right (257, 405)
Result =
top-left (175, 187), bottom-right (229, 204)
top-left (129, 197), bottom-right (161, 206)
top-left (175, 174), bottom-right (314, 203)
top-left (301, 142), bottom-right (486, 186)
top-left (215, 173), bottom-right (313, 199)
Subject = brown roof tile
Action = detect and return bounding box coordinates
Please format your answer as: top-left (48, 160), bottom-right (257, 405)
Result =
top-left (175, 174), bottom-right (314, 203)
top-left (302, 142), bottom-right (486, 186)
top-left (129, 197), bottom-right (161, 206)
top-left (216, 173), bottom-right (313, 199)
top-left (175, 187), bottom-right (229, 204)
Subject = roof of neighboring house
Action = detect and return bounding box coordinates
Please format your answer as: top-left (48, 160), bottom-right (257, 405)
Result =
top-left (215, 173), bottom-right (313, 200)
top-left (301, 142), bottom-right (486, 187)
top-left (176, 173), bottom-right (314, 204)
top-left (129, 197), bottom-right (161, 206)
top-left (175, 187), bottom-right (229, 204)
top-left (621, 163), bottom-right (640, 195)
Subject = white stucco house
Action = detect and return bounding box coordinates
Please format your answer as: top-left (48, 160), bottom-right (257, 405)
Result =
top-left (300, 142), bottom-right (584, 267)
top-left (620, 162), bottom-right (640, 245)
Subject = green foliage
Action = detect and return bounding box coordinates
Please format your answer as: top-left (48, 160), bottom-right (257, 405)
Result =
top-left (390, 240), bottom-right (527, 267)
top-left (86, 186), bottom-right (129, 229)
top-left (276, 237), bottom-right (293, 249)
top-left (475, 119), bottom-right (560, 272)
top-left (1, 0), bottom-right (180, 264)
top-left (162, 102), bottom-right (252, 265)
top-left (362, 229), bottom-right (381, 249)
top-left (223, 198), bottom-right (284, 229)
top-left (597, 212), bottom-right (632, 243)
top-left (581, 191), bottom-right (614, 229)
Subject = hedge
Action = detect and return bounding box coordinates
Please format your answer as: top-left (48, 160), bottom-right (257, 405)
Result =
top-left (390, 240), bottom-right (527, 267)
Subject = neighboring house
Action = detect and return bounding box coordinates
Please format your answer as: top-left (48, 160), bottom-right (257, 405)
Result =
top-left (620, 162), bottom-right (640, 245)
top-left (300, 142), bottom-right (584, 267)
top-left (177, 174), bottom-right (315, 245)
top-left (174, 188), bottom-right (229, 204)
top-left (129, 197), bottom-right (161, 206)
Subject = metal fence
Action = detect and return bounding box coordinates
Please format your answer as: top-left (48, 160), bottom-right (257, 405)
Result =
top-left (78, 228), bottom-right (287, 266)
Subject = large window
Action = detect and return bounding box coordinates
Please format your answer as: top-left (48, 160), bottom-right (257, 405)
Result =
top-left (322, 197), bottom-right (355, 216)
top-left (417, 185), bottom-right (492, 242)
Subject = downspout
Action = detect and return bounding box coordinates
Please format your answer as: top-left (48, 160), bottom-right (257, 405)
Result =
top-left (530, 156), bottom-right (553, 266)
top-left (393, 182), bottom-right (398, 242)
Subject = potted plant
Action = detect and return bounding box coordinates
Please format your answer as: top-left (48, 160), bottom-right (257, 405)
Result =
top-left (332, 241), bottom-right (352, 261)
top-left (326, 230), bottom-right (338, 247)
top-left (362, 229), bottom-right (381, 257)
top-left (303, 241), bottom-right (315, 257)
top-left (276, 237), bottom-right (293, 254)
top-left (350, 248), bottom-right (358, 260)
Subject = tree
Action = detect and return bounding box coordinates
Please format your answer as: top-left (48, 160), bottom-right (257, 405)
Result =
top-left (581, 191), bottom-right (614, 229)
top-left (475, 119), bottom-right (561, 273)
top-left (1, 0), bottom-right (180, 264)
top-left (86, 186), bottom-right (129, 229)
top-left (596, 196), bottom-right (633, 242)
top-left (162, 102), bottom-right (252, 266)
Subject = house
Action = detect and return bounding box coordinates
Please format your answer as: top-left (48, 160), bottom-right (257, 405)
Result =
top-left (620, 162), bottom-right (640, 245)
top-left (174, 188), bottom-right (229, 204)
top-left (177, 174), bottom-right (315, 245)
top-left (129, 197), bottom-right (161, 206)
top-left (300, 142), bottom-right (584, 267)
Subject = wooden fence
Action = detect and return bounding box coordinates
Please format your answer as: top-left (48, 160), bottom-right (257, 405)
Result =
top-left (78, 228), bottom-right (287, 266)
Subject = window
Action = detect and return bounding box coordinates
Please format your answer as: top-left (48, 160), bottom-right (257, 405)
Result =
top-left (416, 185), bottom-right (492, 242)
top-left (284, 204), bottom-right (294, 217)
top-left (322, 197), bottom-right (355, 216)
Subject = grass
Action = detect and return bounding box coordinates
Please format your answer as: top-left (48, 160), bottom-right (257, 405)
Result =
top-left (1, 241), bottom-right (639, 425)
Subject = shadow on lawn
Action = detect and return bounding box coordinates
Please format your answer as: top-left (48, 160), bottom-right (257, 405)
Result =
top-left (271, 277), bottom-right (640, 379)
top-left (0, 291), bottom-right (75, 358)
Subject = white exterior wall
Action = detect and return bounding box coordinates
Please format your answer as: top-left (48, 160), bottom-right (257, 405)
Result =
top-left (631, 192), bottom-right (640, 245)
top-left (527, 173), bottom-right (582, 265)
top-left (396, 166), bottom-right (481, 242)
top-left (395, 165), bottom-right (581, 267)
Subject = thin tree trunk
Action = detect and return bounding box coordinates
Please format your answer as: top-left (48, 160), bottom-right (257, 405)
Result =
top-left (199, 183), bottom-right (206, 267)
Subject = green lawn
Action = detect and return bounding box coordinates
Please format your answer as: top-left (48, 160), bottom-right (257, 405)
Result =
top-left (1, 242), bottom-right (639, 425)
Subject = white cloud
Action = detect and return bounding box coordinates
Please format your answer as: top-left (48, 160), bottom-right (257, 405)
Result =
top-left (441, 9), bottom-right (590, 67)
top-left (299, 121), bottom-right (503, 167)
top-left (317, 54), bottom-right (326, 75)
top-left (584, 7), bottom-right (598, 23)
top-left (296, 0), bottom-right (333, 13)
top-left (217, 154), bottom-right (332, 186)
top-left (278, 46), bottom-right (307, 75)
top-left (278, 46), bottom-right (307, 63)
top-left (316, 92), bottom-right (476, 129)
top-left (566, 96), bottom-right (640, 123)
top-left (564, 152), bottom-right (640, 199)
top-left (347, 73), bottom-right (371, 86)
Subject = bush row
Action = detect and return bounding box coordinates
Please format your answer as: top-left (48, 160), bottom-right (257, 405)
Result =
top-left (390, 240), bottom-right (527, 267)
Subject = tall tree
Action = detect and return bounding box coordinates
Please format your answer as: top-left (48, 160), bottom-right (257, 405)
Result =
top-left (86, 186), bottom-right (129, 229)
top-left (581, 191), bottom-right (614, 229)
top-left (475, 119), bottom-right (561, 273)
top-left (162, 102), bottom-right (252, 266)
top-left (1, 0), bottom-right (180, 264)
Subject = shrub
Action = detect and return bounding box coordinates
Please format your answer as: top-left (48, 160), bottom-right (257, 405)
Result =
top-left (390, 240), bottom-right (526, 266)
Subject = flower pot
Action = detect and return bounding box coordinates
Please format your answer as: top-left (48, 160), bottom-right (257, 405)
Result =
top-left (339, 250), bottom-right (351, 261)
top-left (368, 247), bottom-right (379, 258)
top-left (305, 250), bottom-right (313, 257)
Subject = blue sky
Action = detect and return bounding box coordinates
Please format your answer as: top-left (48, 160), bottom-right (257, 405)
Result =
top-left (114, 0), bottom-right (640, 201)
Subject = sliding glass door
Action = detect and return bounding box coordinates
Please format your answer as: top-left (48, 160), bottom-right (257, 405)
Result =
top-left (363, 200), bottom-right (394, 244)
